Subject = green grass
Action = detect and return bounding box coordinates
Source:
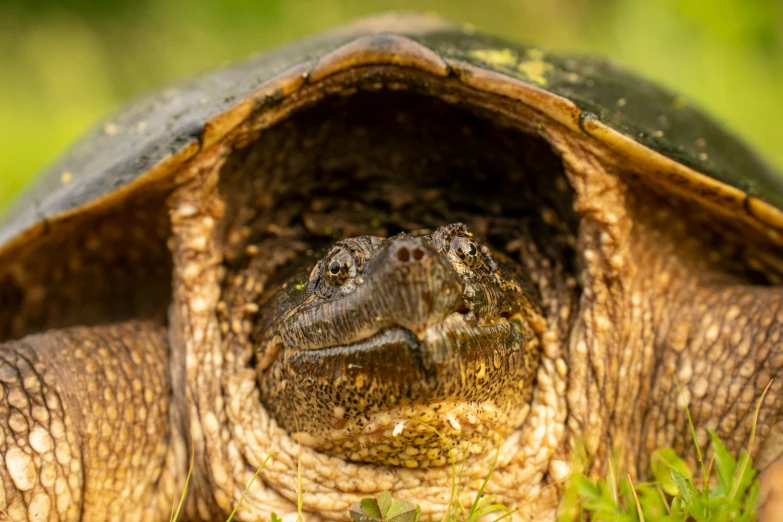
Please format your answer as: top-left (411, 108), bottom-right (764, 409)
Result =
top-left (348, 441), bottom-right (514, 522)
top-left (171, 450), bottom-right (275, 522)
top-left (351, 379), bottom-right (770, 522)
top-left (353, 420), bottom-right (762, 522)
top-left (554, 381), bottom-right (771, 522)
top-left (167, 379), bottom-right (767, 522)
top-left (555, 436), bottom-right (759, 522)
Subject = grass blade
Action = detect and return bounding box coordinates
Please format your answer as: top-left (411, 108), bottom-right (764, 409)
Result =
top-left (674, 377), bottom-right (706, 487)
top-left (171, 445), bottom-right (195, 522)
top-left (730, 379), bottom-right (772, 502)
top-left (626, 474), bottom-right (645, 522)
top-left (226, 453), bottom-right (275, 522)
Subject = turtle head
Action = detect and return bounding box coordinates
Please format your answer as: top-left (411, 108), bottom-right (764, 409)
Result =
top-left (254, 223), bottom-right (544, 467)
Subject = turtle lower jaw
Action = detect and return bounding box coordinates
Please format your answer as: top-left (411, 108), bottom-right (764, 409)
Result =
top-left (279, 313), bottom-right (534, 468)
top-left (258, 310), bottom-right (540, 467)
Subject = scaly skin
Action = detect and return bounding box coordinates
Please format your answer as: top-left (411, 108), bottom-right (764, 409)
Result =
top-left (1, 79), bottom-right (782, 521)
top-left (5, 207), bottom-right (780, 521)
top-left (555, 132), bottom-right (783, 516)
top-left (0, 322), bottom-right (179, 521)
top-left (561, 151), bottom-right (783, 477)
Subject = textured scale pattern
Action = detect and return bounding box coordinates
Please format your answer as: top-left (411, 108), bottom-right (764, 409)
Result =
top-left (0, 323), bottom-right (174, 521)
top-left (0, 341), bottom-right (81, 521)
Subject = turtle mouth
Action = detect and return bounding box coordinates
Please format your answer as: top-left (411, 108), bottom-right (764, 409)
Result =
top-left (291, 310), bottom-right (524, 354)
top-left (278, 311), bottom-right (527, 386)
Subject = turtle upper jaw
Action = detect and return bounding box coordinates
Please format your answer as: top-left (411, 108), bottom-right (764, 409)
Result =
top-left (280, 312), bottom-right (524, 380)
top-left (279, 236), bottom-right (466, 350)
top-left (286, 308), bottom-right (515, 351)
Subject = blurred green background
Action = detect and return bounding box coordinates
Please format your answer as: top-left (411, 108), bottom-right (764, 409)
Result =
top-left (1, 0), bottom-right (782, 211)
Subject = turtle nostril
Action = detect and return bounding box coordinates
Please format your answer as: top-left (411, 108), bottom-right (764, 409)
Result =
top-left (413, 248), bottom-right (425, 261)
top-left (397, 247), bottom-right (410, 262)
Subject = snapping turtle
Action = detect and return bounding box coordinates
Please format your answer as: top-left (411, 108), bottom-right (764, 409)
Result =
top-left (1, 12), bottom-right (782, 521)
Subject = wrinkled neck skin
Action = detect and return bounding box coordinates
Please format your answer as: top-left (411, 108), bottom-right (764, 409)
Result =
top-left (566, 177), bottom-right (783, 478)
top-left (200, 214), bottom-right (575, 520)
top-left (165, 98), bottom-right (580, 520)
top-left (554, 133), bottom-right (783, 483)
top-left (163, 83), bottom-right (783, 521)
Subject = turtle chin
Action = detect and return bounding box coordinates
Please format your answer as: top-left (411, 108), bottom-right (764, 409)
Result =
top-left (292, 399), bottom-right (520, 468)
top-left (258, 313), bottom-right (541, 467)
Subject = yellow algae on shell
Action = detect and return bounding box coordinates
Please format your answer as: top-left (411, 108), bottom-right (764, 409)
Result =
top-left (517, 59), bottom-right (553, 86)
top-left (468, 48), bottom-right (518, 68)
top-left (468, 47), bottom-right (553, 86)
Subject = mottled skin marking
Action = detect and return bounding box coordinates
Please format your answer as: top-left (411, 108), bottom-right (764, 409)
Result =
top-left (256, 224), bottom-right (543, 466)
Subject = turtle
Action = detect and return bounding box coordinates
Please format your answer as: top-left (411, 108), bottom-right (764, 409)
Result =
top-left (0, 11), bottom-right (782, 522)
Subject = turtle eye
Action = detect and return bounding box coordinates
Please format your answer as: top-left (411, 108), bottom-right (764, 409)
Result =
top-left (325, 249), bottom-right (354, 286)
top-left (450, 236), bottom-right (482, 269)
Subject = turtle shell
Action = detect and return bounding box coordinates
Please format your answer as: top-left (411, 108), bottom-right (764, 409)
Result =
top-left (2, 13), bottom-right (782, 518)
top-left (2, 12), bottom-right (782, 253)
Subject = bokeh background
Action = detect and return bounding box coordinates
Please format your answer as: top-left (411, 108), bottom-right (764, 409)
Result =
top-left (1, 0), bottom-right (782, 211)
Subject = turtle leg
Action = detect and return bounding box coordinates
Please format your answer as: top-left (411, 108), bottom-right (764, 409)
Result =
top-left (638, 283), bottom-right (783, 498)
top-left (0, 321), bottom-right (180, 521)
